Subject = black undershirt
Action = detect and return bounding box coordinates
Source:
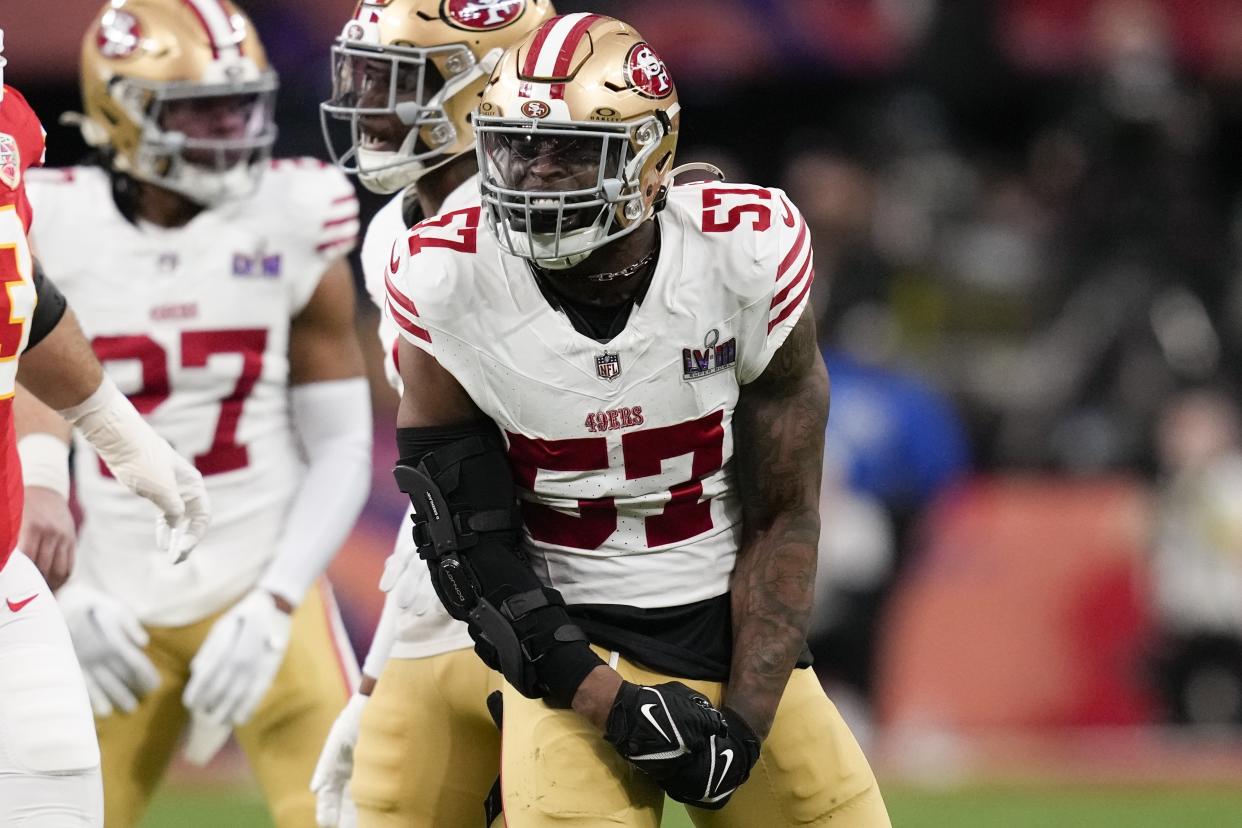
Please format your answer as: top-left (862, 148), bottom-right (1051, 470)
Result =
top-left (567, 595), bottom-right (813, 682)
top-left (529, 232), bottom-right (660, 343)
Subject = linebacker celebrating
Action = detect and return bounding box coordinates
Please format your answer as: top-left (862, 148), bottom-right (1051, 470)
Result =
top-left (382, 13), bottom-right (891, 827)
top-left (18, 1), bottom-right (371, 826)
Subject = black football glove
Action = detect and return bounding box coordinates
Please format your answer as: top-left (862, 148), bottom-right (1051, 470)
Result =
top-left (603, 681), bottom-right (761, 810)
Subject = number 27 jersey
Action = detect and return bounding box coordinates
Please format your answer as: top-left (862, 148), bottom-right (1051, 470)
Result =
top-left (385, 184), bottom-right (815, 609)
top-left (25, 161), bottom-right (358, 624)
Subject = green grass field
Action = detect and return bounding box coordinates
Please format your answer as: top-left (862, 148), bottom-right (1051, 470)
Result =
top-left (140, 784), bottom-right (1242, 827)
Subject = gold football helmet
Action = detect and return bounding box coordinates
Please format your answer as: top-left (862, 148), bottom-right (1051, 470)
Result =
top-left (79, 0), bottom-right (278, 205)
top-left (321, 0), bottom-right (556, 194)
top-left (475, 13), bottom-right (680, 268)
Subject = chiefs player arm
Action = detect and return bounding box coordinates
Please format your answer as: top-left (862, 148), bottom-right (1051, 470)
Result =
top-left (727, 310), bottom-right (829, 739)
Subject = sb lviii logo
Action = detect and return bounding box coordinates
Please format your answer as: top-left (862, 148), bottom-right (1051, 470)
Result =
top-left (443, 0), bottom-right (525, 30)
top-left (625, 42), bottom-right (673, 99)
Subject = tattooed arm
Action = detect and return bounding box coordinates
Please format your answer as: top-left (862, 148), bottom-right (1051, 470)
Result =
top-left (726, 311), bottom-right (829, 738)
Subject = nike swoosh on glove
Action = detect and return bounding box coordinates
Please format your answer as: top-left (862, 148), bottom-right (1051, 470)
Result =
top-left (603, 681), bottom-right (761, 809)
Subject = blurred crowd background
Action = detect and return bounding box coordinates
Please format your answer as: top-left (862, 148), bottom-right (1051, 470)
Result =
top-left (9, 0), bottom-right (1242, 785)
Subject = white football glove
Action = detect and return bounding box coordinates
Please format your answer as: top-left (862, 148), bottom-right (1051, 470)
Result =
top-left (311, 693), bottom-right (367, 828)
top-left (60, 377), bottom-right (211, 564)
top-left (377, 540), bottom-right (435, 615)
top-left (58, 583), bottom-right (161, 717)
top-left (183, 590), bottom-right (291, 728)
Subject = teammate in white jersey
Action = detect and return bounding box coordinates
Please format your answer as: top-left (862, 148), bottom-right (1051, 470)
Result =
top-left (312, 2), bottom-right (554, 826)
top-left (381, 14), bottom-right (891, 827)
top-left (1, 36), bottom-right (210, 825)
top-left (16, 2), bottom-right (371, 826)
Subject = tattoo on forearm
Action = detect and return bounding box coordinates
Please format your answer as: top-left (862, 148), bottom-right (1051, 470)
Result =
top-left (727, 313), bottom-right (828, 738)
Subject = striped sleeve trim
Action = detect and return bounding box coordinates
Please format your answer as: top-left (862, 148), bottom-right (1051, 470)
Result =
top-left (767, 196), bottom-right (814, 333)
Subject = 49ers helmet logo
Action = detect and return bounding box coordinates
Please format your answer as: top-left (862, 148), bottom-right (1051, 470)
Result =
top-left (95, 9), bottom-right (143, 59)
top-left (443, 0), bottom-right (526, 31)
top-left (625, 42), bottom-right (673, 99)
top-left (521, 100), bottom-right (550, 118)
top-left (0, 134), bottom-right (19, 190)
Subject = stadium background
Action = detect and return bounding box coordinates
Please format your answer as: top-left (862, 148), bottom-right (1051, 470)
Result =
top-left (8, 0), bottom-right (1242, 824)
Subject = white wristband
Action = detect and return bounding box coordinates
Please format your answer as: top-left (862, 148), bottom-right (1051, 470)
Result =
top-left (18, 433), bottom-right (71, 498)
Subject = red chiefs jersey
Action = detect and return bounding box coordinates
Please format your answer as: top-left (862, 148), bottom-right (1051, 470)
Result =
top-left (0, 84), bottom-right (47, 570)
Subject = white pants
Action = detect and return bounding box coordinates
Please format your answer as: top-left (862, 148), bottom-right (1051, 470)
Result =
top-left (0, 550), bottom-right (102, 826)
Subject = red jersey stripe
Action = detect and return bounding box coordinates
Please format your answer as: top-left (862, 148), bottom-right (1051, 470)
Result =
top-left (387, 298), bottom-right (432, 343)
top-left (385, 272), bottom-right (418, 317)
top-left (322, 214), bottom-right (359, 229)
top-left (771, 249), bottom-right (812, 309)
top-left (777, 217), bottom-right (808, 281)
top-left (768, 270), bottom-right (815, 333)
top-left (316, 235), bottom-right (356, 253)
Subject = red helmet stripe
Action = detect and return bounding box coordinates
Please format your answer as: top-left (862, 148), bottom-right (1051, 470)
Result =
top-left (551, 13), bottom-right (601, 79)
top-left (180, 0), bottom-right (243, 59)
top-left (522, 13), bottom-right (601, 80)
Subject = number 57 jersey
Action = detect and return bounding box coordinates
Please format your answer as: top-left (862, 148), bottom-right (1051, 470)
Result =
top-left (25, 160), bottom-right (359, 625)
top-left (385, 183), bottom-right (815, 610)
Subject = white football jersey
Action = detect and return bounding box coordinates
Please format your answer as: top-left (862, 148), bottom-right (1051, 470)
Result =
top-left (26, 160), bottom-right (359, 625)
top-left (385, 183), bottom-right (814, 608)
top-left (360, 178), bottom-right (477, 659)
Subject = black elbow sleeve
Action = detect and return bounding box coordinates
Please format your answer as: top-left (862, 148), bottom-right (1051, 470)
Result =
top-left (24, 260), bottom-right (68, 352)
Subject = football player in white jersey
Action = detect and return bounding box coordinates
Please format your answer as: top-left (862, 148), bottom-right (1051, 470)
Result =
top-left (15, 2), bottom-right (372, 826)
top-left (381, 14), bottom-right (892, 828)
top-left (1, 32), bottom-right (211, 827)
top-left (312, 2), bottom-right (554, 826)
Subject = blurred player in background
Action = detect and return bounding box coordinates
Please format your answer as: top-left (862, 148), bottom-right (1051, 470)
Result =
top-left (312, 2), bottom-right (555, 825)
top-left (0, 26), bottom-right (211, 827)
top-left (15, 1), bottom-right (373, 825)
top-left (381, 14), bottom-right (891, 827)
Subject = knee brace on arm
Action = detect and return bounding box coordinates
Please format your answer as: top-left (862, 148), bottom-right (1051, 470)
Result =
top-left (394, 424), bottom-right (603, 705)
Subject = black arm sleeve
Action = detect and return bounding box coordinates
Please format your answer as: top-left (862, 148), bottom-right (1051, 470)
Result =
top-left (24, 259), bottom-right (68, 352)
top-left (395, 423), bottom-right (605, 705)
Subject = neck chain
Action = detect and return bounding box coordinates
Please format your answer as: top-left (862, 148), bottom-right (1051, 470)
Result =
top-left (580, 246), bottom-right (658, 282)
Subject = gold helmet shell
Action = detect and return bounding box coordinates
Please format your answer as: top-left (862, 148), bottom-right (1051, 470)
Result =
top-left (79, 0), bottom-right (278, 205)
top-left (475, 13), bottom-right (680, 268)
top-left (321, 0), bottom-right (556, 194)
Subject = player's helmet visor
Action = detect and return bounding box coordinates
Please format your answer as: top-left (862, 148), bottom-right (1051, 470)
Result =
top-left (476, 115), bottom-right (663, 265)
top-left (320, 41), bottom-right (474, 185)
top-left (120, 73), bottom-right (278, 205)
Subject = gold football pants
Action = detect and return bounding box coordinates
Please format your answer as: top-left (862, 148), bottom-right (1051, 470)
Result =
top-left (93, 581), bottom-right (355, 827)
top-left (351, 648), bottom-right (502, 828)
top-left (500, 654), bottom-right (891, 828)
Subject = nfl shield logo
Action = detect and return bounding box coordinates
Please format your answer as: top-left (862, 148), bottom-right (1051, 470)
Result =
top-left (595, 351), bottom-right (621, 382)
top-left (0, 133), bottom-right (21, 190)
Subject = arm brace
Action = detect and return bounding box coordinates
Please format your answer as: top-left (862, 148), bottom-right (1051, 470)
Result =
top-left (394, 423), bottom-right (604, 705)
top-left (258, 378), bottom-right (373, 607)
top-left (25, 260), bottom-right (68, 352)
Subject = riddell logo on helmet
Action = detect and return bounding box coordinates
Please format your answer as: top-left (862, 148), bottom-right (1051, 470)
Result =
top-left (625, 42), bottom-right (672, 99)
top-left (95, 9), bottom-right (143, 59)
top-left (520, 100), bottom-right (550, 119)
top-left (443, 0), bottom-right (525, 31)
